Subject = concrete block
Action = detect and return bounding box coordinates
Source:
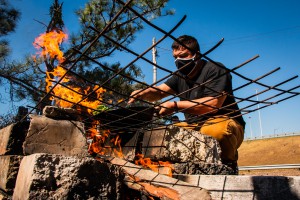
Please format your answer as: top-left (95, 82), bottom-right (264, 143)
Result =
top-left (24, 115), bottom-right (88, 157)
top-left (0, 191), bottom-right (10, 200)
top-left (174, 174), bottom-right (300, 200)
top-left (142, 125), bottom-right (222, 164)
top-left (0, 122), bottom-right (29, 155)
top-left (0, 155), bottom-right (22, 195)
top-left (13, 153), bottom-right (123, 200)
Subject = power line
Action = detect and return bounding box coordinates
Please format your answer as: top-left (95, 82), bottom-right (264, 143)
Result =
top-left (201, 25), bottom-right (300, 47)
top-left (156, 25), bottom-right (300, 50)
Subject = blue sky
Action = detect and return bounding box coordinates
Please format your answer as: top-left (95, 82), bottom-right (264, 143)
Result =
top-left (3, 0), bottom-right (300, 138)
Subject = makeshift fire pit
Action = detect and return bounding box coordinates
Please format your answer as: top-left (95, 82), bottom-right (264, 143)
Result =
top-left (0, 108), bottom-right (213, 199)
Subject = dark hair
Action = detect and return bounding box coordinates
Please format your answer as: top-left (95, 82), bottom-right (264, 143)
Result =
top-left (171, 35), bottom-right (200, 54)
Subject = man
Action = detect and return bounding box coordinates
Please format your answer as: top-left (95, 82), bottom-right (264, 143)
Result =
top-left (128, 35), bottom-right (245, 173)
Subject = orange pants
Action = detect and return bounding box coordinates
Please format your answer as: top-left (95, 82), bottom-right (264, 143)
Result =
top-left (175, 117), bottom-right (244, 162)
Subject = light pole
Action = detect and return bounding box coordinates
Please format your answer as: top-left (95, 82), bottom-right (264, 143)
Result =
top-left (273, 128), bottom-right (278, 137)
top-left (152, 37), bottom-right (157, 85)
top-left (249, 116), bottom-right (253, 139)
top-left (255, 89), bottom-right (263, 138)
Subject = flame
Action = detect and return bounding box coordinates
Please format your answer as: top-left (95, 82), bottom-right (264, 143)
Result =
top-left (47, 68), bottom-right (106, 114)
top-left (33, 30), bottom-right (68, 63)
top-left (34, 30), bottom-right (106, 114)
top-left (88, 127), bottom-right (124, 158)
top-left (135, 153), bottom-right (174, 177)
top-left (110, 135), bottom-right (124, 158)
top-left (34, 30), bottom-right (113, 157)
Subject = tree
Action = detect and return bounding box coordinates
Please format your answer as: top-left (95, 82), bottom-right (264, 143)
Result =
top-left (0, 0), bottom-right (21, 127)
top-left (0, 0), bottom-right (173, 115)
top-left (61, 0), bottom-right (173, 107)
top-left (0, 0), bottom-right (20, 61)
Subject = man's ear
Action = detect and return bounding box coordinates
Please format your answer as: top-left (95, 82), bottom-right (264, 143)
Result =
top-left (195, 53), bottom-right (201, 60)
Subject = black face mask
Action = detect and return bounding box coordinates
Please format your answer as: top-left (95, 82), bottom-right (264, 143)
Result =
top-left (175, 56), bottom-right (196, 75)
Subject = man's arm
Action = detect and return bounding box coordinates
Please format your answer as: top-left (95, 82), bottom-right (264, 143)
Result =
top-left (128, 83), bottom-right (175, 104)
top-left (158, 94), bottom-right (227, 116)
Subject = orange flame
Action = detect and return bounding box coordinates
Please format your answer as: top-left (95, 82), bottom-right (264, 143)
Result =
top-left (135, 153), bottom-right (174, 177)
top-left (34, 30), bottom-right (106, 114)
top-left (34, 30), bottom-right (124, 159)
top-left (34, 30), bottom-right (111, 156)
top-left (33, 30), bottom-right (68, 63)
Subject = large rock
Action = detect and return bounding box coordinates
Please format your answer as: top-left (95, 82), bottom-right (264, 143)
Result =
top-left (24, 115), bottom-right (88, 157)
top-left (0, 155), bottom-right (23, 195)
top-left (13, 153), bottom-right (124, 200)
top-left (0, 122), bottom-right (29, 155)
top-left (142, 125), bottom-right (222, 164)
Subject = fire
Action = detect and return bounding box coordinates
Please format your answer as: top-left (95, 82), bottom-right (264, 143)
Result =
top-left (88, 129), bottom-right (124, 158)
top-left (34, 30), bottom-right (112, 157)
top-left (46, 66), bottom-right (106, 114)
top-left (135, 153), bottom-right (174, 177)
top-left (33, 30), bottom-right (106, 114)
top-left (86, 120), bottom-right (123, 157)
top-left (33, 30), bottom-right (68, 63)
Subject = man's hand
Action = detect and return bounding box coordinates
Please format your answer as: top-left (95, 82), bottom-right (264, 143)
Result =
top-left (128, 84), bottom-right (175, 105)
top-left (128, 89), bottom-right (142, 104)
top-left (156, 101), bottom-right (176, 116)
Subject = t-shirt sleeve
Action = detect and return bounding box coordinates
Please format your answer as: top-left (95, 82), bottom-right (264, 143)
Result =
top-left (164, 75), bottom-right (179, 94)
top-left (202, 64), bottom-right (231, 97)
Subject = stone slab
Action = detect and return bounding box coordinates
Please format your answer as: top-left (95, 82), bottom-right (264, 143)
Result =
top-left (0, 122), bottom-right (29, 155)
top-left (174, 174), bottom-right (300, 200)
top-left (0, 191), bottom-right (10, 200)
top-left (0, 155), bottom-right (22, 195)
top-left (24, 115), bottom-right (88, 157)
top-left (13, 153), bottom-right (123, 200)
top-left (0, 125), bottom-right (13, 155)
top-left (142, 125), bottom-right (222, 164)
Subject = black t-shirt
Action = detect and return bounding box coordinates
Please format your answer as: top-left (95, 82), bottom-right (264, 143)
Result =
top-left (165, 60), bottom-right (245, 128)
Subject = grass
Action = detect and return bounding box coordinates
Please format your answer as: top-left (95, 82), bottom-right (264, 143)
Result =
top-left (237, 135), bottom-right (300, 175)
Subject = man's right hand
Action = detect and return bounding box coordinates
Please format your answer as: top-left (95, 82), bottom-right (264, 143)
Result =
top-left (128, 84), bottom-right (174, 105)
top-left (128, 89), bottom-right (142, 104)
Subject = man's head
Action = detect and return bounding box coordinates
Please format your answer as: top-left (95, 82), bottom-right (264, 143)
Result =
top-left (171, 35), bottom-right (200, 57)
top-left (172, 35), bottom-right (201, 76)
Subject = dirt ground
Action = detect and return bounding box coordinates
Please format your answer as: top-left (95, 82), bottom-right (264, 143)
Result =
top-left (237, 135), bottom-right (300, 176)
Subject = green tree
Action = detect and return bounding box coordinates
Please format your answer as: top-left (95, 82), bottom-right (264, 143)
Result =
top-left (0, 0), bottom-right (21, 127)
top-left (62, 0), bottom-right (173, 107)
top-left (0, 0), bottom-right (20, 60)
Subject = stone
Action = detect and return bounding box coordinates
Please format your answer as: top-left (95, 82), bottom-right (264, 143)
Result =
top-left (0, 155), bottom-right (23, 195)
top-left (42, 106), bottom-right (81, 121)
top-left (174, 174), bottom-right (300, 200)
top-left (13, 153), bottom-right (124, 200)
top-left (173, 162), bottom-right (236, 175)
top-left (0, 122), bottom-right (29, 155)
top-left (24, 115), bottom-right (88, 157)
top-left (0, 191), bottom-right (10, 200)
top-left (142, 125), bottom-right (222, 164)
